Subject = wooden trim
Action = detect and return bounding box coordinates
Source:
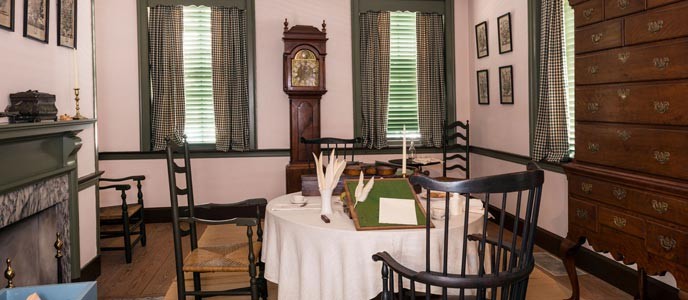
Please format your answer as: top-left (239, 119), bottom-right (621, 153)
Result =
top-left (73, 255), bottom-right (101, 282)
top-left (78, 171), bottom-right (105, 191)
top-left (469, 146), bottom-right (565, 174)
top-left (488, 205), bottom-right (679, 299)
top-left (99, 149), bottom-right (290, 160)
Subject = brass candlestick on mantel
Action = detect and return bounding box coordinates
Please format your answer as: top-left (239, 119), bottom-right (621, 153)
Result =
top-left (72, 88), bottom-right (86, 120)
top-left (4, 258), bottom-right (14, 288)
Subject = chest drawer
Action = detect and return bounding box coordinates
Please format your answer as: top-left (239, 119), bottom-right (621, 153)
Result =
top-left (576, 20), bottom-right (623, 54)
top-left (598, 207), bottom-right (645, 237)
top-left (576, 39), bottom-right (688, 85)
top-left (576, 81), bottom-right (688, 126)
top-left (629, 195), bottom-right (688, 227)
top-left (575, 123), bottom-right (688, 180)
top-left (606, 0), bottom-right (646, 18)
top-left (568, 175), bottom-right (629, 207)
top-left (625, 2), bottom-right (688, 45)
top-left (646, 221), bottom-right (688, 265)
top-left (570, 198), bottom-right (598, 232)
top-left (647, 0), bottom-right (682, 9)
top-left (575, 0), bottom-right (605, 27)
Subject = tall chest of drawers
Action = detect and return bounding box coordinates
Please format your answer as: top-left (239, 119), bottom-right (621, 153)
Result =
top-left (563, 0), bottom-right (688, 299)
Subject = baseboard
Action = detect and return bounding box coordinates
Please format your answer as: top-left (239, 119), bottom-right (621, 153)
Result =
top-left (73, 255), bottom-right (101, 282)
top-left (487, 205), bottom-right (679, 299)
top-left (144, 205), bottom-right (267, 224)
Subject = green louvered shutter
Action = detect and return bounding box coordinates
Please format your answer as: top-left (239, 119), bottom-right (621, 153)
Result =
top-left (183, 6), bottom-right (215, 144)
top-left (563, 3), bottom-right (576, 157)
top-left (387, 12), bottom-right (420, 139)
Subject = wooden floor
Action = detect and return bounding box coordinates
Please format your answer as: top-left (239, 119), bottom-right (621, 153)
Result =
top-left (97, 223), bottom-right (631, 299)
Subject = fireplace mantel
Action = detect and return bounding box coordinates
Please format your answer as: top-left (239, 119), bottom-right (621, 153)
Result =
top-left (0, 119), bottom-right (95, 281)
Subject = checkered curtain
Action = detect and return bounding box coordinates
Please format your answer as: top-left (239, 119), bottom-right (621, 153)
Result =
top-left (532, 0), bottom-right (569, 162)
top-left (211, 7), bottom-right (250, 151)
top-left (360, 11), bottom-right (390, 149)
top-left (149, 6), bottom-right (185, 151)
top-left (416, 13), bottom-right (446, 148)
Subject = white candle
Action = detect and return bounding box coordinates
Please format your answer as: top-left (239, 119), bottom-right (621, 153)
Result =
top-left (402, 125), bottom-right (407, 176)
top-left (73, 50), bottom-right (79, 89)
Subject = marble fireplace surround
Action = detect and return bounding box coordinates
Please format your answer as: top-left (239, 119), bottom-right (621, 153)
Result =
top-left (0, 120), bottom-right (94, 283)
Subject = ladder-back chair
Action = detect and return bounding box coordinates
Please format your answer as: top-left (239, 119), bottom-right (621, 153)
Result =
top-left (373, 163), bottom-right (544, 300)
top-left (301, 137), bottom-right (362, 168)
top-left (441, 120), bottom-right (470, 180)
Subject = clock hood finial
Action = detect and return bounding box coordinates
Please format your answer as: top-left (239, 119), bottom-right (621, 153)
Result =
top-left (284, 18), bottom-right (289, 32)
top-left (322, 20), bottom-right (327, 32)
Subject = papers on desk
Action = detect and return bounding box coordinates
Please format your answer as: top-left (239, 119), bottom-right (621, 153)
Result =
top-left (378, 197), bottom-right (418, 225)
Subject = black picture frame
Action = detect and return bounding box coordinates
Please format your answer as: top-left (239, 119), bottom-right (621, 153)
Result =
top-left (499, 65), bottom-right (514, 104)
top-left (23, 0), bottom-right (49, 43)
top-left (57, 0), bottom-right (77, 48)
top-left (475, 21), bottom-right (488, 59)
top-left (477, 69), bottom-right (489, 105)
top-left (498, 12), bottom-right (512, 54)
top-left (0, 0), bottom-right (14, 31)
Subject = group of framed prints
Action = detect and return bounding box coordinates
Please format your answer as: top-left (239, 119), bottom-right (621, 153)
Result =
top-left (0, 0), bottom-right (77, 48)
top-left (475, 12), bottom-right (512, 58)
top-left (475, 12), bottom-right (513, 105)
top-left (477, 66), bottom-right (513, 105)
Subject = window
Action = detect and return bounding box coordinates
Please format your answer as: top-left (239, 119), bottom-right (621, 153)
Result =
top-left (137, 0), bottom-right (256, 151)
top-left (563, 2), bottom-right (575, 157)
top-left (388, 12), bottom-right (420, 139)
top-left (183, 6), bottom-right (215, 144)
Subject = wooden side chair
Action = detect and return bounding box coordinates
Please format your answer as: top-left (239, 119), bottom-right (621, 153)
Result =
top-left (165, 139), bottom-right (268, 300)
top-left (440, 120), bottom-right (470, 181)
top-left (98, 175), bottom-right (147, 264)
top-left (373, 163), bottom-right (544, 299)
top-left (301, 137), bottom-right (362, 168)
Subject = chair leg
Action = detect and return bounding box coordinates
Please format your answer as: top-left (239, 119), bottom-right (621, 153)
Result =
top-left (258, 262), bottom-right (268, 299)
top-left (193, 272), bottom-right (202, 300)
top-left (139, 216), bottom-right (147, 247)
top-left (122, 213), bottom-right (133, 264)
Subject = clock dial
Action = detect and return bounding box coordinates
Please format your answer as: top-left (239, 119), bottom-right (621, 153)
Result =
top-left (291, 49), bottom-right (319, 87)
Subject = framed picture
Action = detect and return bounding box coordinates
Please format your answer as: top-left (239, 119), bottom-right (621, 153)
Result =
top-left (57, 0), bottom-right (76, 48)
top-left (477, 69), bottom-right (489, 105)
top-left (499, 66), bottom-right (514, 104)
top-left (23, 0), bottom-right (49, 43)
top-left (498, 12), bottom-right (512, 54)
top-left (475, 21), bottom-right (488, 59)
top-left (0, 0), bottom-right (14, 31)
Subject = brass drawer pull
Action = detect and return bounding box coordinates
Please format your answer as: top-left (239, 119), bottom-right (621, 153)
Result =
top-left (617, 130), bottom-right (631, 142)
top-left (587, 143), bottom-right (600, 153)
top-left (653, 101), bottom-right (670, 114)
top-left (618, 0), bottom-right (629, 9)
top-left (653, 57), bottom-right (670, 70)
top-left (618, 52), bottom-right (630, 63)
top-left (583, 8), bottom-right (595, 20)
top-left (588, 65), bottom-right (599, 74)
top-left (612, 187), bottom-right (627, 200)
top-left (613, 216), bottom-right (627, 228)
top-left (587, 102), bottom-right (600, 113)
top-left (591, 33), bottom-right (603, 44)
top-left (576, 208), bottom-right (589, 219)
top-left (617, 89), bottom-right (630, 101)
top-left (648, 20), bottom-right (664, 33)
top-left (581, 182), bottom-right (593, 194)
top-left (658, 235), bottom-right (676, 251)
top-left (653, 151), bottom-right (670, 164)
top-left (651, 199), bottom-right (669, 214)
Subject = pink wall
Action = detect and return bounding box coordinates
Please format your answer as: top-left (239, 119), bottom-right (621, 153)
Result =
top-left (0, 0), bottom-right (98, 268)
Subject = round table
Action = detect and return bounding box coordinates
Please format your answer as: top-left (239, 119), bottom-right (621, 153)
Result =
top-left (261, 192), bottom-right (484, 300)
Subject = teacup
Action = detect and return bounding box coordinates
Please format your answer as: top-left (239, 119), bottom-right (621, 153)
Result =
top-left (431, 207), bottom-right (446, 220)
top-left (291, 195), bottom-right (307, 204)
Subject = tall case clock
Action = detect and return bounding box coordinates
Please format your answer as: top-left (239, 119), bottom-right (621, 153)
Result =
top-left (283, 19), bottom-right (327, 193)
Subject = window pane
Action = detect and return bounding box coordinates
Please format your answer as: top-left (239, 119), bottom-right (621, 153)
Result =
top-left (388, 11), bottom-right (420, 139)
top-left (563, 2), bottom-right (576, 157)
top-left (183, 6), bottom-right (215, 144)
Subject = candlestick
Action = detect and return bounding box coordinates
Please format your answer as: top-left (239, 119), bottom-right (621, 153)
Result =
top-left (402, 125), bottom-right (407, 176)
top-left (72, 88), bottom-right (86, 120)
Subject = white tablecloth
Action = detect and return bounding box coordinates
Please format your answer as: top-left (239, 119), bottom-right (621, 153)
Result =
top-left (262, 193), bottom-right (485, 300)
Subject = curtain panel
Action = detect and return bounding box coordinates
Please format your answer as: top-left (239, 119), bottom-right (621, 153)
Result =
top-left (532, 0), bottom-right (569, 162)
top-left (416, 13), bottom-right (446, 148)
top-left (359, 11), bottom-right (391, 149)
top-left (211, 7), bottom-right (250, 151)
top-left (149, 5), bottom-right (186, 151)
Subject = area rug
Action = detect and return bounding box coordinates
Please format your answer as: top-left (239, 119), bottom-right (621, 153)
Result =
top-left (534, 251), bottom-right (586, 277)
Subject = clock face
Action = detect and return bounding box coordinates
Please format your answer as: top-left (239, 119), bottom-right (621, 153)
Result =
top-left (291, 49), bottom-right (319, 87)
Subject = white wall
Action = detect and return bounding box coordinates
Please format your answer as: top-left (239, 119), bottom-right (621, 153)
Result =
top-left (0, 0), bottom-right (99, 275)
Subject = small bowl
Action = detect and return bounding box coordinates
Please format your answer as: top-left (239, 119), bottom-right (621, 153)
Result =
top-left (344, 165), bottom-right (362, 176)
top-left (362, 164), bottom-right (377, 175)
top-left (431, 207), bottom-right (446, 220)
top-left (291, 195), bottom-right (307, 204)
top-left (376, 165), bottom-right (397, 176)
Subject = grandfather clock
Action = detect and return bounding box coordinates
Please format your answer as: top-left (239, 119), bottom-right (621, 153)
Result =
top-left (283, 19), bottom-right (327, 193)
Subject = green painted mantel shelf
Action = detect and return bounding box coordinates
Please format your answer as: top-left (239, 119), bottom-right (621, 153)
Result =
top-left (0, 119), bottom-right (96, 141)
